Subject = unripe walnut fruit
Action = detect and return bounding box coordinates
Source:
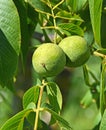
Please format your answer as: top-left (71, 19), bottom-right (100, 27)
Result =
top-left (32, 43), bottom-right (66, 77)
top-left (59, 36), bottom-right (90, 67)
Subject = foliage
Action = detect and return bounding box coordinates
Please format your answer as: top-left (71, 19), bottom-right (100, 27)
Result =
top-left (0, 0), bottom-right (106, 130)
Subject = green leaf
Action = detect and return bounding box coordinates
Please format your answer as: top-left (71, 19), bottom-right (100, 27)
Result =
top-left (38, 120), bottom-right (50, 130)
top-left (84, 29), bottom-right (94, 45)
top-left (41, 91), bottom-right (48, 107)
top-left (27, 3), bottom-right (38, 36)
top-left (14, 1), bottom-right (38, 68)
top-left (1, 109), bottom-right (33, 130)
top-left (26, 111), bottom-right (36, 127)
top-left (26, 102), bottom-right (36, 110)
top-left (56, 10), bottom-right (83, 22)
top-left (45, 107), bottom-right (72, 130)
top-left (88, 0), bottom-right (103, 46)
top-left (46, 82), bottom-right (62, 113)
top-left (0, 0), bottom-right (21, 86)
top-left (0, 30), bottom-right (18, 86)
top-left (0, 0), bottom-right (21, 55)
top-left (13, 0), bottom-right (29, 68)
top-left (27, 0), bottom-right (51, 15)
top-left (56, 10), bottom-right (72, 20)
top-left (100, 109), bottom-right (106, 130)
top-left (23, 86), bottom-right (40, 109)
top-left (66, 0), bottom-right (88, 12)
top-left (58, 23), bottom-right (84, 36)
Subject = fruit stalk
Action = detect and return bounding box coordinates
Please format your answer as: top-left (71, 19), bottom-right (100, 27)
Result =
top-left (93, 51), bottom-right (106, 58)
top-left (34, 80), bottom-right (45, 130)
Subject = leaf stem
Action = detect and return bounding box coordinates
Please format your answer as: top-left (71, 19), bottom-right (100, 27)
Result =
top-left (34, 80), bottom-right (46, 130)
top-left (41, 26), bottom-right (56, 29)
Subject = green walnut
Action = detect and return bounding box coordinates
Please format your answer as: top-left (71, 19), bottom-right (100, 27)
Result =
top-left (59, 36), bottom-right (90, 67)
top-left (32, 43), bottom-right (66, 77)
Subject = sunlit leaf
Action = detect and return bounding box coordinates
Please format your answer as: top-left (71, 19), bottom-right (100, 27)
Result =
top-left (1, 109), bottom-right (33, 130)
top-left (58, 23), bottom-right (84, 36)
top-left (0, 0), bottom-right (21, 54)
